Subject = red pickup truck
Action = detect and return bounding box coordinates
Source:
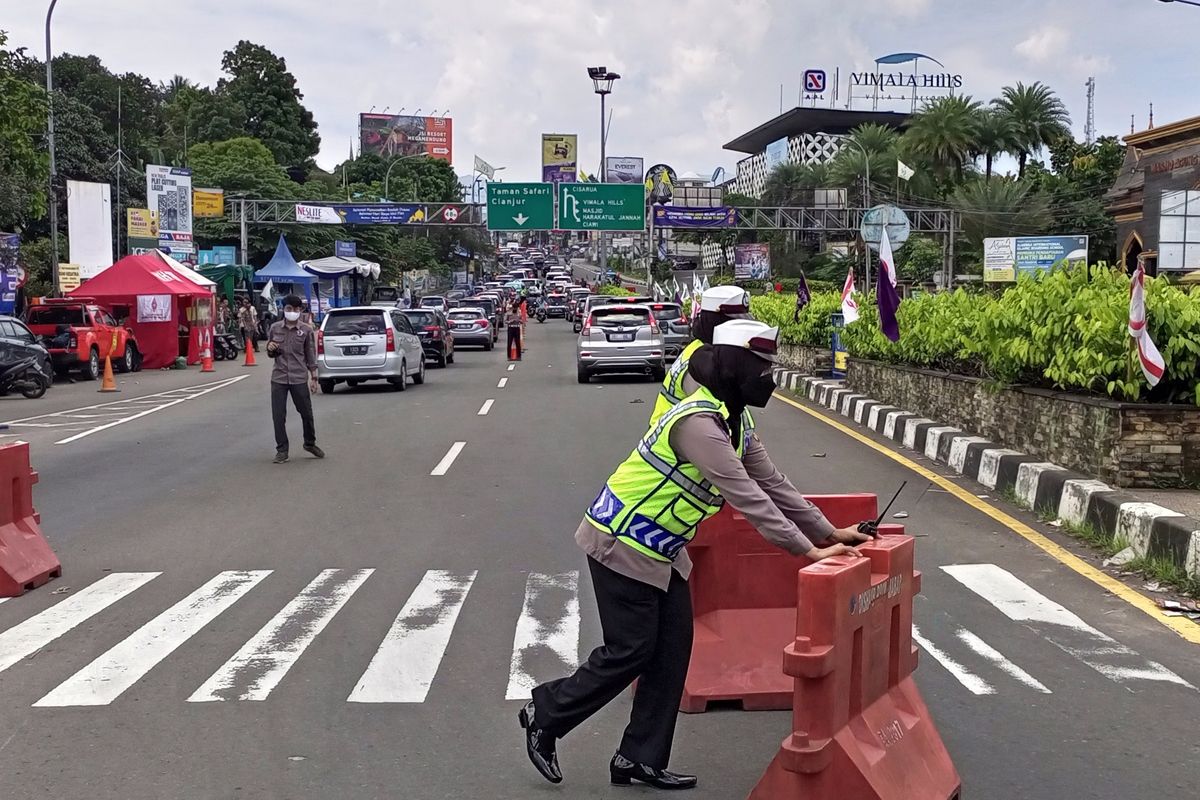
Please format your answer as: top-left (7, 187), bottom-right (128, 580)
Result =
top-left (25, 299), bottom-right (140, 380)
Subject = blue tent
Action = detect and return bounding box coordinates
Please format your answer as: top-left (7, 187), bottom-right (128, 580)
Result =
top-left (254, 236), bottom-right (316, 313)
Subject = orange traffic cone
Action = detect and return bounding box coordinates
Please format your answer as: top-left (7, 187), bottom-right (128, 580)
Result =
top-left (98, 355), bottom-right (119, 393)
top-left (508, 334), bottom-right (518, 361)
top-left (201, 349), bottom-right (215, 373)
top-left (243, 337), bottom-right (257, 367)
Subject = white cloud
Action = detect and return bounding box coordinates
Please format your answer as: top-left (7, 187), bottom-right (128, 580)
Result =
top-left (1015, 26), bottom-right (1070, 63)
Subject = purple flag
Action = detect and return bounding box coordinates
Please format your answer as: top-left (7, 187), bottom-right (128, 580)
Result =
top-left (877, 229), bottom-right (901, 342)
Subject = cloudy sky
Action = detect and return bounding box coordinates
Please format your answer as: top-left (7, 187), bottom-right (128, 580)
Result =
top-left (4, 0), bottom-right (1196, 181)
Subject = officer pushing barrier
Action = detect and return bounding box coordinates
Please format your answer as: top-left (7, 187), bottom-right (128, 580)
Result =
top-left (746, 533), bottom-right (961, 800)
top-left (0, 441), bottom-right (62, 597)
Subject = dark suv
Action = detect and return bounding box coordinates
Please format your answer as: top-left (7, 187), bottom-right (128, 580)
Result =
top-left (400, 308), bottom-right (455, 368)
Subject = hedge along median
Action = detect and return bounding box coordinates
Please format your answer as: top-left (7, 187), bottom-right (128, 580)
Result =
top-left (759, 265), bottom-right (1200, 488)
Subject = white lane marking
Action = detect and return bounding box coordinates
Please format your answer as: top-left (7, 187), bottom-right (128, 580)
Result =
top-left (50, 376), bottom-right (249, 445)
top-left (0, 597), bottom-right (7, 604)
top-left (3, 376), bottom-right (246, 425)
top-left (0, 572), bottom-right (160, 673)
top-left (189, 569), bottom-right (374, 703)
top-left (507, 364), bottom-right (515, 371)
top-left (478, 399), bottom-right (494, 416)
top-left (955, 628), bottom-right (1051, 693)
top-left (430, 442), bottom-right (467, 476)
top-left (497, 377), bottom-right (508, 389)
top-left (942, 564), bottom-right (1194, 689)
top-left (911, 625), bottom-right (995, 695)
top-left (34, 570), bottom-right (270, 707)
top-left (349, 570), bottom-right (477, 703)
top-left (506, 571), bottom-right (580, 700)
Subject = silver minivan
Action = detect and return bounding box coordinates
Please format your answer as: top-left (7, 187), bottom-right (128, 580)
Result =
top-left (576, 304), bottom-right (666, 383)
top-left (317, 306), bottom-right (425, 393)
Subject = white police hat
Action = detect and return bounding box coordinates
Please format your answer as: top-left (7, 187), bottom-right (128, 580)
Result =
top-left (699, 285), bottom-right (751, 314)
top-left (712, 319), bottom-right (780, 362)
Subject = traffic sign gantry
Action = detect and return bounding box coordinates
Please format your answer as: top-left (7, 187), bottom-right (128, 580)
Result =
top-left (486, 183), bottom-right (554, 231)
top-left (557, 184), bottom-right (645, 231)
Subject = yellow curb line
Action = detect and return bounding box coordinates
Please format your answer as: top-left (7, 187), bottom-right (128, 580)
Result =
top-left (774, 390), bottom-right (1200, 645)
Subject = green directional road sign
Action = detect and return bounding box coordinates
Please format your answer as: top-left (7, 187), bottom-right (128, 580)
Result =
top-left (557, 183), bottom-right (646, 231)
top-left (486, 183), bottom-right (555, 231)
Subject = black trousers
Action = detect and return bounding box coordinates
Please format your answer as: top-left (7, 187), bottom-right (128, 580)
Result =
top-left (533, 557), bottom-right (693, 770)
top-left (271, 382), bottom-right (316, 453)
top-left (507, 324), bottom-right (522, 359)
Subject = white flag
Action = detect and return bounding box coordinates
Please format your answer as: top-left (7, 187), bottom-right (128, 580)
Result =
top-left (840, 268), bottom-right (860, 325)
top-left (260, 278), bottom-right (274, 301)
top-left (474, 155), bottom-right (495, 180)
top-left (897, 160), bottom-right (915, 182)
top-left (879, 227), bottom-right (898, 288)
top-left (1128, 260), bottom-right (1165, 387)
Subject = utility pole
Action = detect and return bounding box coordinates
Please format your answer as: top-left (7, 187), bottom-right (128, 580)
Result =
top-left (46, 0), bottom-right (60, 291)
top-left (1085, 77), bottom-right (1096, 145)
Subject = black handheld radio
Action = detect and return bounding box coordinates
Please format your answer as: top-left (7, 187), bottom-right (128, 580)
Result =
top-left (857, 481), bottom-right (907, 538)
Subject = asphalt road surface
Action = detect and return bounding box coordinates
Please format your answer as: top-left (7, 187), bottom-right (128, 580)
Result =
top-left (1, 321), bottom-right (1197, 800)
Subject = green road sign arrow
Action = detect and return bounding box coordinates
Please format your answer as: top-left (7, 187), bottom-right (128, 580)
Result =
top-left (487, 183), bottom-right (554, 231)
top-left (556, 184), bottom-right (645, 231)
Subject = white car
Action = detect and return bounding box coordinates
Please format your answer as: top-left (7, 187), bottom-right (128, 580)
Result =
top-left (317, 306), bottom-right (426, 393)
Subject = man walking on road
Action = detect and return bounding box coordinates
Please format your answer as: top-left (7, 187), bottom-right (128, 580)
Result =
top-left (519, 319), bottom-right (869, 791)
top-left (266, 295), bottom-right (324, 464)
top-left (237, 297), bottom-right (260, 352)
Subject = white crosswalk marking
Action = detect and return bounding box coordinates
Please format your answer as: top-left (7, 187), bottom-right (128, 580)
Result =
top-left (189, 569), bottom-right (374, 703)
top-left (348, 570), bottom-right (477, 703)
top-left (0, 572), bottom-right (160, 674)
top-left (942, 564), bottom-right (1194, 690)
top-left (912, 625), bottom-right (995, 695)
top-left (505, 571), bottom-right (580, 701)
top-left (34, 570), bottom-right (269, 707)
top-left (955, 628), bottom-right (1051, 694)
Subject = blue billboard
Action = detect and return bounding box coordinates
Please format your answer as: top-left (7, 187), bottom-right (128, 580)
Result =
top-left (983, 236), bottom-right (1089, 282)
top-left (652, 206), bottom-right (737, 229)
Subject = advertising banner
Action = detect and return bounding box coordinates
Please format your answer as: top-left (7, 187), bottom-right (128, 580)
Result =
top-left (335, 240), bottom-right (357, 258)
top-left (58, 263), bottom-right (82, 294)
top-left (765, 137), bottom-right (789, 172)
top-left (541, 134), bottom-right (578, 184)
top-left (605, 156), bottom-right (644, 185)
top-left (0, 232), bottom-right (20, 314)
top-left (734, 243), bottom-right (771, 280)
top-left (147, 165), bottom-right (193, 256)
top-left (67, 179), bottom-right (114, 279)
top-left (983, 235), bottom-right (1089, 282)
top-left (211, 245), bottom-right (237, 264)
top-left (137, 294), bottom-right (173, 322)
top-left (127, 208), bottom-right (159, 241)
top-left (295, 203), bottom-right (423, 225)
top-left (193, 188), bottom-right (225, 218)
top-left (652, 206), bottom-right (737, 228)
top-left (359, 114), bottom-right (453, 161)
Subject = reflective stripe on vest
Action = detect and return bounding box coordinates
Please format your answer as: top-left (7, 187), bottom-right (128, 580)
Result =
top-left (586, 387), bottom-right (733, 563)
top-left (650, 339), bottom-right (703, 427)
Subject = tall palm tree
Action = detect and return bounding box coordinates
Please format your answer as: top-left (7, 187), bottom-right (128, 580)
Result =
top-left (761, 162), bottom-right (832, 205)
top-left (973, 108), bottom-right (1016, 180)
top-left (902, 95), bottom-right (982, 181)
top-left (951, 177), bottom-right (1050, 250)
top-left (993, 81), bottom-right (1071, 177)
top-left (163, 74), bottom-right (195, 101)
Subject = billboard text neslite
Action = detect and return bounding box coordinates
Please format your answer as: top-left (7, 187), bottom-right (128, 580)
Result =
top-left (360, 114), bottom-right (453, 161)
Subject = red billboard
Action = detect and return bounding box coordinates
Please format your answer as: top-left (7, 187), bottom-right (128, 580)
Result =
top-left (359, 114), bottom-right (453, 162)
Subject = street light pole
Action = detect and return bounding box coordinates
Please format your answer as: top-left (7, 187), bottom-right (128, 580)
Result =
top-left (383, 153), bottom-right (427, 202)
top-left (46, 0), bottom-right (60, 292)
top-left (1158, 0), bottom-right (1200, 7)
top-left (589, 66), bottom-right (620, 277)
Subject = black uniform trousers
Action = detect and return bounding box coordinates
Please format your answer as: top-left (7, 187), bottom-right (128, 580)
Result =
top-left (532, 556), bottom-right (693, 770)
top-left (506, 324), bottom-right (522, 359)
top-left (271, 382), bottom-right (316, 454)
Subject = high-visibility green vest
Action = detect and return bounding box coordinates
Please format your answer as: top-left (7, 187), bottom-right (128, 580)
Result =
top-left (586, 386), bottom-right (746, 563)
top-left (650, 338), bottom-right (755, 443)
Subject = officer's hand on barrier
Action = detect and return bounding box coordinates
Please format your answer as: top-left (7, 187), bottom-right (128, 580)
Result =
top-left (806, 543), bottom-right (863, 561)
top-left (830, 526), bottom-right (873, 545)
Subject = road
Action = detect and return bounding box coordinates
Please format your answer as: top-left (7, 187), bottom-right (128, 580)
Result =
top-left (0, 320), bottom-right (1197, 800)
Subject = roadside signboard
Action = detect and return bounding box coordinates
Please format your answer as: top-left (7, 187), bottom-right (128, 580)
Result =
top-left (557, 184), bottom-right (645, 231)
top-left (983, 235), bottom-right (1089, 282)
top-left (487, 183), bottom-right (555, 231)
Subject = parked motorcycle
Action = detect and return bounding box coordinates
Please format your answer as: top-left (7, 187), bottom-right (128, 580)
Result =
top-left (0, 356), bottom-right (52, 399)
top-left (213, 331), bottom-right (241, 361)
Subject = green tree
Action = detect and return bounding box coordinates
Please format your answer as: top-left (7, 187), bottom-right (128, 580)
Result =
top-left (0, 31), bottom-right (49, 229)
top-left (951, 177), bottom-right (1050, 256)
top-left (902, 95), bottom-right (982, 181)
top-left (993, 81), bottom-right (1071, 177)
top-left (973, 108), bottom-right (1016, 180)
top-left (897, 235), bottom-right (942, 283)
top-left (217, 41), bottom-right (320, 173)
top-left (1025, 135), bottom-right (1125, 262)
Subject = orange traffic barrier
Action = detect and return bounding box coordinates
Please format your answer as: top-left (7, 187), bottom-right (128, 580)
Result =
top-left (243, 337), bottom-right (257, 367)
top-left (200, 348), bottom-right (215, 373)
top-left (98, 355), bottom-right (119, 393)
top-left (681, 495), bottom-right (882, 712)
top-left (0, 442), bottom-right (62, 597)
top-left (746, 534), bottom-right (960, 800)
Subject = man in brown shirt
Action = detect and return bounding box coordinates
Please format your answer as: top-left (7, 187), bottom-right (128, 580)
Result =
top-left (519, 320), bottom-right (869, 791)
top-left (266, 295), bottom-right (324, 464)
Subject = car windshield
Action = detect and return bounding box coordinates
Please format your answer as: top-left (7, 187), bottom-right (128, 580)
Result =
top-left (403, 311), bottom-right (438, 326)
top-left (650, 306), bottom-right (683, 322)
top-left (325, 311), bottom-right (386, 335)
top-left (592, 308), bottom-right (649, 327)
top-left (372, 287), bottom-right (399, 302)
top-left (28, 306), bottom-right (86, 326)
top-left (420, 297), bottom-right (444, 306)
top-left (547, 296), bottom-right (567, 305)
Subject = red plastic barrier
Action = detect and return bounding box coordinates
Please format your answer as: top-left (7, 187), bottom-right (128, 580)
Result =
top-left (746, 535), bottom-right (960, 800)
top-left (0, 442), bottom-right (61, 597)
top-left (682, 494), bottom-right (888, 712)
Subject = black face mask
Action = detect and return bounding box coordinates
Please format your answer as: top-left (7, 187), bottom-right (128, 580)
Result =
top-left (741, 371), bottom-right (776, 408)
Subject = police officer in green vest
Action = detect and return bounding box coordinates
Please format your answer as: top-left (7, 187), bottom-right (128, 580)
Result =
top-left (519, 319), bottom-right (870, 791)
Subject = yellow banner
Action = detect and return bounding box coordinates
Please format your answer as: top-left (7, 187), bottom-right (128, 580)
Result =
top-left (127, 208), bottom-right (158, 239)
top-left (541, 134), bottom-right (577, 168)
top-left (193, 188), bottom-right (225, 218)
top-left (58, 263), bottom-right (81, 293)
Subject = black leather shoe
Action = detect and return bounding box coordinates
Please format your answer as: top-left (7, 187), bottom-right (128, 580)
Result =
top-left (610, 753), bottom-right (697, 790)
top-left (518, 701), bottom-right (562, 784)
